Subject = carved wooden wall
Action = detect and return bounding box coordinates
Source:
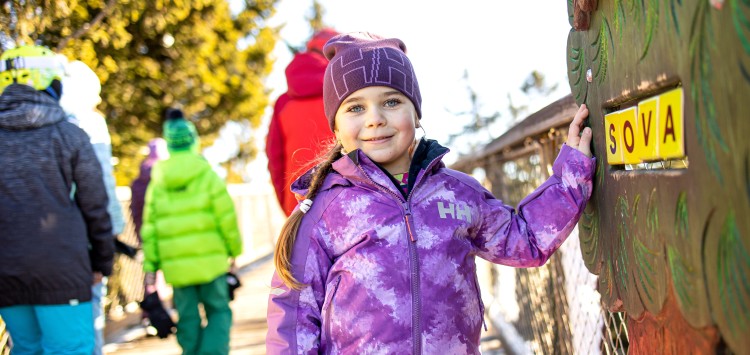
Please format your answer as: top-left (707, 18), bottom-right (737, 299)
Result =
top-left (566, 0), bottom-right (750, 353)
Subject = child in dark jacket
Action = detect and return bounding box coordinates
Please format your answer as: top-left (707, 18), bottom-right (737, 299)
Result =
top-left (265, 32), bottom-right (595, 354)
top-left (0, 45), bottom-right (114, 355)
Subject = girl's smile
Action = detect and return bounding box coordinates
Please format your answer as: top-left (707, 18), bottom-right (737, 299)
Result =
top-left (333, 86), bottom-right (418, 175)
top-left (362, 135), bottom-right (393, 143)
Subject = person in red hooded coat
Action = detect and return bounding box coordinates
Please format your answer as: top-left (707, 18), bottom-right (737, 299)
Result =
top-left (266, 28), bottom-right (339, 216)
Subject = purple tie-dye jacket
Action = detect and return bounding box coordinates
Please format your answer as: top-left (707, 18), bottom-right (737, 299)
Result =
top-left (266, 141), bottom-right (595, 354)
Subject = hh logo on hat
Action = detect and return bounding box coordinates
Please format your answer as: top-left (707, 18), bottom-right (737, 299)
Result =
top-left (328, 47), bottom-right (417, 101)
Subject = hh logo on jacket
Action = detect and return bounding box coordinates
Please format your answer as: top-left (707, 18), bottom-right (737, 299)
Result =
top-left (437, 201), bottom-right (472, 223)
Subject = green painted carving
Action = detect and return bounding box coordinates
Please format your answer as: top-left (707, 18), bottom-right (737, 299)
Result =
top-left (647, 188), bottom-right (659, 235)
top-left (717, 212), bottom-right (750, 336)
top-left (634, 235), bottom-right (659, 304)
top-left (609, 0), bottom-right (679, 59)
top-left (605, 194), bottom-right (659, 317)
top-left (666, 191), bottom-right (711, 328)
top-left (599, 255), bottom-right (619, 309)
top-left (668, 0), bottom-right (684, 35)
top-left (641, 0), bottom-right (660, 60)
top-left (635, 188), bottom-right (668, 315)
top-left (568, 0), bottom-right (576, 27)
top-left (580, 205), bottom-right (601, 270)
top-left (675, 191), bottom-right (689, 238)
top-left (613, 0), bottom-right (627, 39)
top-left (567, 0), bottom-right (750, 351)
top-left (731, 0), bottom-right (750, 55)
top-left (667, 193), bottom-right (701, 316)
top-left (569, 45), bottom-right (588, 102)
top-left (690, 0), bottom-right (727, 180)
top-left (668, 245), bottom-right (695, 307)
top-left (590, 18), bottom-right (614, 84)
top-left (731, 0), bottom-right (750, 84)
top-left (616, 196), bottom-right (631, 294)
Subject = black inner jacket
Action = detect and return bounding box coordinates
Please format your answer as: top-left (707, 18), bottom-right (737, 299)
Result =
top-left (348, 138), bottom-right (449, 199)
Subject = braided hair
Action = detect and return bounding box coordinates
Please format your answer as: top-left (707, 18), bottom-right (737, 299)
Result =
top-left (274, 142), bottom-right (343, 289)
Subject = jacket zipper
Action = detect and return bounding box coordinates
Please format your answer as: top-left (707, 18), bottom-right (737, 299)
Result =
top-left (403, 202), bottom-right (422, 354)
top-left (352, 152), bottom-right (446, 355)
top-left (355, 164), bottom-right (423, 354)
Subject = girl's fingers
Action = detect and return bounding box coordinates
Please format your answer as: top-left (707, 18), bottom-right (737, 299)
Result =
top-left (568, 134), bottom-right (581, 148)
top-left (567, 104), bottom-right (589, 146)
top-left (577, 127), bottom-right (593, 157)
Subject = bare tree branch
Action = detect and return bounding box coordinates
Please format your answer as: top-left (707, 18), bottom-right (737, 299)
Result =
top-left (56, 0), bottom-right (117, 51)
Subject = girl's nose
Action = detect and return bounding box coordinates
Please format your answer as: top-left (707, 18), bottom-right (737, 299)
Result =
top-left (364, 108), bottom-right (386, 127)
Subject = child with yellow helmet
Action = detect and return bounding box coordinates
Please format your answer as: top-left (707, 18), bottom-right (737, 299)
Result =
top-left (0, 45), bottom-right (65, 99)
top-left (0, 44), bottom-right (114, 355)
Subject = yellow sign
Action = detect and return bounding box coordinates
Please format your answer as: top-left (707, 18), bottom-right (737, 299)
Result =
top-left (604, 87), bottom-right (684, 165)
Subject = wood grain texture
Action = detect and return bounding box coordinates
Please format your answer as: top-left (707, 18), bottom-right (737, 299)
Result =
top-left (566, 0), bottom-right (750, 352)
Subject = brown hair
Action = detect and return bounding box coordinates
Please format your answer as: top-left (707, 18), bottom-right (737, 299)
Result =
top-left (274, 142), bottom-right (343, 290)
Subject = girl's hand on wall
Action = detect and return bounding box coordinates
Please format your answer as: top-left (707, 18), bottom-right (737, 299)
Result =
top-left (567, 104), bottom-right (593, 157)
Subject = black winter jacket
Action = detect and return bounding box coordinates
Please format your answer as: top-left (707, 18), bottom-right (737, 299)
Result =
top-left (0, 84), bottom-right (114, 307)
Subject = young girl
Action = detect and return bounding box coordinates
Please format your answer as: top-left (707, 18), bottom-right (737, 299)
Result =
top-left (266, 32), bottom-right (594, 354)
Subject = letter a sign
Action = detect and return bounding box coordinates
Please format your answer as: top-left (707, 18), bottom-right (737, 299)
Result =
top-left (603, 87), bottom-right (684, 165)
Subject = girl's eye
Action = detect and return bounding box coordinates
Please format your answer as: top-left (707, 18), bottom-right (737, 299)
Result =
top-left (384, 98), bottom-right (401, 107)
top-left (346, 104), bottom-right (364, 113)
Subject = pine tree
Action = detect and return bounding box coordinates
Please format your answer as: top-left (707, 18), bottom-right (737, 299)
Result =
top-left (0, 0), bottom-right (279, 184)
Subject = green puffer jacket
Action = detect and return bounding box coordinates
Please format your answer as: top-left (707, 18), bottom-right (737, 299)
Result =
top-left (141, 151), bottom-right (242, 287)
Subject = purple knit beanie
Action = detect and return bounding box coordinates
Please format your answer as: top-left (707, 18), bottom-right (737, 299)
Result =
top-left (323, 32), bottom-right (422, 130)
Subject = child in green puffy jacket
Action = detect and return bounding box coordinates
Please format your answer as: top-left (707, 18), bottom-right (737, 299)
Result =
top-left (141, 108), bottom-right (242, 354)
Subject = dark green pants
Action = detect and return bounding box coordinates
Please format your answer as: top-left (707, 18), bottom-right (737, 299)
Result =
top-left (173, 275), bottom-right (232, 355)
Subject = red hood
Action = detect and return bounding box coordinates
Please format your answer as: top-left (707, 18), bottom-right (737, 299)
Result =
top-left (285, 51), bottom-right (328, 98)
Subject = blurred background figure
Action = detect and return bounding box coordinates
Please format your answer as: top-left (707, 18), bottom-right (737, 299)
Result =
top-left (129, 137), bottom-right (169, 328)
top-left (130, 138), bottom-right (169, 242)
top-left (59, 58), bottom-right (129, 355)
top-left (0, 45), bottom-right (114, 355)
top-left (141, 110), bottom-right (242, 354)
top-left (265, 28), bottom-right (339, 216)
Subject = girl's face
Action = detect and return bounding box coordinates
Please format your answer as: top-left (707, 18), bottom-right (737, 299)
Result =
top-left (334, 86), bottom-right (418, 175)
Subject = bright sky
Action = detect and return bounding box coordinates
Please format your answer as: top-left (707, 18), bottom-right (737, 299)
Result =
top-left (244, 0), bottom-right (573, 184)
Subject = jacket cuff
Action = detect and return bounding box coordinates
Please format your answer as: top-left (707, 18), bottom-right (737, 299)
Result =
top-left (553, 144), bottom-right (596, 179)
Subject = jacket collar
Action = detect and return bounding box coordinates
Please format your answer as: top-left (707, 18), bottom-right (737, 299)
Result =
top-left (332, 138), bottom-right (450, 201)
top-left (290, 138), bottom-right (450, 202)
top-left (0, 84), bottom-right (66, 131)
